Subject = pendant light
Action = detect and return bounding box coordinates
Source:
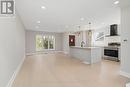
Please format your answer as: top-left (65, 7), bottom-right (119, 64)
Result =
top-left (88, 22), bottom-right (92, 36)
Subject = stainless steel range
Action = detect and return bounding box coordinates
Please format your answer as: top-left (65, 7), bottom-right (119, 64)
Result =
top-left (104, 43), bottom-right (121, 62)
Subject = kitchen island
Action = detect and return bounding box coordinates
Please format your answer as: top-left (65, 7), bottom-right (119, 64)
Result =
top-left (70, 46), bottom-right (102, 64)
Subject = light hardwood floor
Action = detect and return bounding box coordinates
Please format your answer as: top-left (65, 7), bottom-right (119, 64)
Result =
top-left (12, 53), bottom-right (130, 87)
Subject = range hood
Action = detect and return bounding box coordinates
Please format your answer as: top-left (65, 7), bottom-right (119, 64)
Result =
top-left (110, 24), bottom-right (118, 36)
top-left (106, 24), bottom-right (120, 37)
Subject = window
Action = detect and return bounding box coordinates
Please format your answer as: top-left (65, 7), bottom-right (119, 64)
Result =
top-left (36, 35), bottom-right (43, 51)
top-left (49, 36), bottom-right (55, 49)
top-left (36, 35), bottom-right (55, 51)
top-left (43, 36), bottom-right (49, 49)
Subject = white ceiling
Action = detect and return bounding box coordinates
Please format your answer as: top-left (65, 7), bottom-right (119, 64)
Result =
top-left (119, 0), bottom-right (130, 8)
top-left (16, 0), bottom-right (121, 32)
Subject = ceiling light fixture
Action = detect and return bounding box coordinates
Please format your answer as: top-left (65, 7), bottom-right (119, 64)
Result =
top-left (41, 6), bottom-right (46, 9)
top-left (65, 25), bottom-right (69, 28)
top-left (114, 1), bottom-right (119, 4)
top-left (37, 21), bottom-right (41, 23)
top-left (102, 23), bottom-right (105, 25)
top-left (80, 18), bottom-right (85, 21)
top-left (35, 26), bottom-right (39, 29)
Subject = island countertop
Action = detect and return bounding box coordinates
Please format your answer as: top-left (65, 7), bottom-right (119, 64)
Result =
top-left (70, 46), bottom-right (102, 64)
top-left (70, 46), bottom-right (101, 49)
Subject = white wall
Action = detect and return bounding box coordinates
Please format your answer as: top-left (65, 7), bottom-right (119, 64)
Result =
top-left (26, 30), bottom-right (63, 54)
top-left (62, 33), bottom-right (70, 54)
top-left (121, 6), bottom-right (130, 76)
top-left (92, 25), bottom-right (121, 46)
top-left (62, 31), bottom-right (92, 54)
top-left (75, 32), bottom-right (83, 46)
top-left (62, 32), bottom-right (84, 54)
top-left (75, 31), bottom-right (92, 47)
top-left (0, 14), bottom-right (25, 87)
top-left (62, 32), bottom-right (83, 54)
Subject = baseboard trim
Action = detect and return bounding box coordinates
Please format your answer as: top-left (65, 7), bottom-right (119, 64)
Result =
top-left (120, 71), bottom-right (130, 78)
top-left (26, 52), bottom-right (37, 56)
top-left (82, 61), bottom-right (90, 64)
top-left (26, 51), bottom-right (64, 56)
top-left (6, 56), bottom-right (25, 87)
top-left (63, 51), bottom-right (69, 55)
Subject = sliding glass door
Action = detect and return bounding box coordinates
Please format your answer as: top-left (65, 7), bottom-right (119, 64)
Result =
top-left (49, 36), bottom-right (55, 49)
top-left (36, 35), bottom-right (55, 51)
top-left (36, 35), bottom-right (43, 51)
top-left (43, 36), bottom-right (49, 49)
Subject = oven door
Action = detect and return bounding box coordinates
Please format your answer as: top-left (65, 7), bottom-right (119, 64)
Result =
top-left (104, 49), bottom-right (118, 58)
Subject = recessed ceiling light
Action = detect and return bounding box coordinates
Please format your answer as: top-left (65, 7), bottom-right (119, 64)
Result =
top-left (102, 23), bottom-right (105, 25)
top-left (65, 25), bottom-right (69, 28)
top-left (80, 18), bottom-right (85, 21)
top-left (114, 1), bottom-right (119, 4)
top-left (35, 26), bottom-right (39, 29)
top-left (37, 21), bottom-right (41, 23)
top-left (41, 6), bottom-right (46, 9)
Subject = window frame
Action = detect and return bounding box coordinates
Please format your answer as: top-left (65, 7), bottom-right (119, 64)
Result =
top-left (36, 34), bottom-right (55, 51)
